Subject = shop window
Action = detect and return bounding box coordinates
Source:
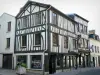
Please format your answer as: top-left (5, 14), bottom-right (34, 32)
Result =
top-left (63, 56), bottom-right (66, 67)
top-left (56, 57), bottom-right (60, 68)
top-left (31, 55), bottom-right (42, 69)
top-left (16, 55), bottom-right (27, 65)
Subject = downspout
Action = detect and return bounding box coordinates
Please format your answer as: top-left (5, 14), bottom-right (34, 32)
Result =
top-left (43, 5), bottom-right (51, 75)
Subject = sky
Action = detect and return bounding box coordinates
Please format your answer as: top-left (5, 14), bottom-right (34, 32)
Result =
top-left (0, 0), bottom-right (100, 35)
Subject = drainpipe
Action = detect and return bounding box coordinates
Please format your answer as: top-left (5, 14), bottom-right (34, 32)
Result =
top-left (43, 5), bottom-right (51, 75)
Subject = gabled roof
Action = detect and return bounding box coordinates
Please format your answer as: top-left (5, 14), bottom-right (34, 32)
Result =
top-left (16, 0), bottom-right (77, 23)
top-left (0, 13), bottom-right (15, 18)
top-left (68, 13), bottom-right (89, 22)
top-left (16, 0), bottom-right (50, 17)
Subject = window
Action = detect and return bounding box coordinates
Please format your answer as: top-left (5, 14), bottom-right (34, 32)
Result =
top-left (86, 40), bottom-right (88, 48)
top-left (23, 16), bottom-right (28, 28)
top-left (8, 22), bottom-right (11, 31)
top-left (80, 24), bottom-right (83, 33)
top-left (97, 46), bottom-right (98, 53)
top-left (6, 38), bottom-right (10, 48)
top-left (0, 25), bottom-right (1, 28)
top-left (53, 33), bottom-right (58, 46)
top-left (63, 56), bottom-right (66, 67)
top-left (35, 33), bottom-right (41, 45)
top-left (77, 24), bottom-right (80, 32)
top-left (21, 35), bottom-right (27, 47)
top-left (95, 35), bottom-right (99, 40)
top-left (84, 26), bottom-right (87, 34)
top-left (17, 55), bottom-right (27, 65)
top-left (73, 39), bottom-right (77, 49)
top-left (97, 46), bottom-right (99, 53)
top-left (35, 13), bottom-right (41, 25)
top-left (69, 22), bottom-right (75, 32)
top-left (95, 46), bottom-right (97, 53)
top-left (57, 57), bottom-right (60, 67)
top-left (91, 45), bottom-right (94, 52)
top-left (84, 39), bottom-right (88, 48)
top-left (31, 55), bottom-right (42, 69)
top-left (64, 36), bottom-right (68, 48)
top-left (52, 12), bottom-right (57, 25)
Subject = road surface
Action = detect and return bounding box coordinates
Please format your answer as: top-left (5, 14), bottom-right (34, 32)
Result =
top-left (77, 68), bottom-right (100, 75)
top-left (0, 67), bottom-right (100, 75)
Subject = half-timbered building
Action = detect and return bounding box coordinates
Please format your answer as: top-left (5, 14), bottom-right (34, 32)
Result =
top-left (68, 14), bottom-right (90, 68)
top-left (14, 1), bottom-right (88, 74)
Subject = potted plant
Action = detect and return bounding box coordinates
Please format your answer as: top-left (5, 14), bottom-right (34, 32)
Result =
top-left (16, 62), bottom-right (27, 75)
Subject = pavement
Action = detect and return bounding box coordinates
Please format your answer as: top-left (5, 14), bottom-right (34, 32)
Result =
top-left (51, 67), bottom-right (100, 75)
top-left (0, 69), bottom-right (41, 75)
top-left (0, 67), bottom-right (100, 75)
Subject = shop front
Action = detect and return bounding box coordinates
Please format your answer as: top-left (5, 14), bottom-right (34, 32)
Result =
top-left (14, 53), bottom-right (43, 71)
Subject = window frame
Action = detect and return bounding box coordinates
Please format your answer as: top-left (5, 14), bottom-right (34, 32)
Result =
top-left (97, 46), bottom-right (99, 53)
top-left (77, 24), bottom-right (80, 32)
top-left (30, 55), bottom-right (42, 69)
top-left (6, 38), bottom-right (10, 48)
top-left (35, 12), bottom-right (41, 25)
top-left (64, 36), bottom-right (68, 48)
top-left (53, 33), bottom-right (58, 46)
top-left (95, 46), bottom-right (97, 53)
top-left (7, 21), bottom-right (11, 32)
top-left (84, 26), bottom-right (87, 34)
top-left (23, 16), bottom-right (28, 28)
top-left (0, 25), bottom-right (1, 29)
top-left (35, 33), bottom-right (41, 45)
top-left (56, 57), bottom-right (60, 68)
top-left (80, 24), bottom-right (83, 33)
top-left (52, 12), bottom-right (58, 25)
top-left (73, 39), bottom-right (77, 49)
top-left (21, 35), bottom-right (27, 48)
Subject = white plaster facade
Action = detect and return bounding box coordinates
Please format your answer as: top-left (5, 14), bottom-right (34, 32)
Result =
top-left (0, 13), bottom-right (15, 68)
top-left (89, 38), bottom-right (100, 67)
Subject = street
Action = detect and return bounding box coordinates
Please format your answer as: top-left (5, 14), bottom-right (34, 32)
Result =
top-left (0, 67), bottom-right (100, 75)
top-left (52, 67), bottom-right (100, 75)
top-left (77, 68), bottom-right (100, 75)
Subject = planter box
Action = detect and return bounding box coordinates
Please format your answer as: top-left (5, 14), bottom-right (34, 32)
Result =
top-left (16, 66), bottom-right (26, 75)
